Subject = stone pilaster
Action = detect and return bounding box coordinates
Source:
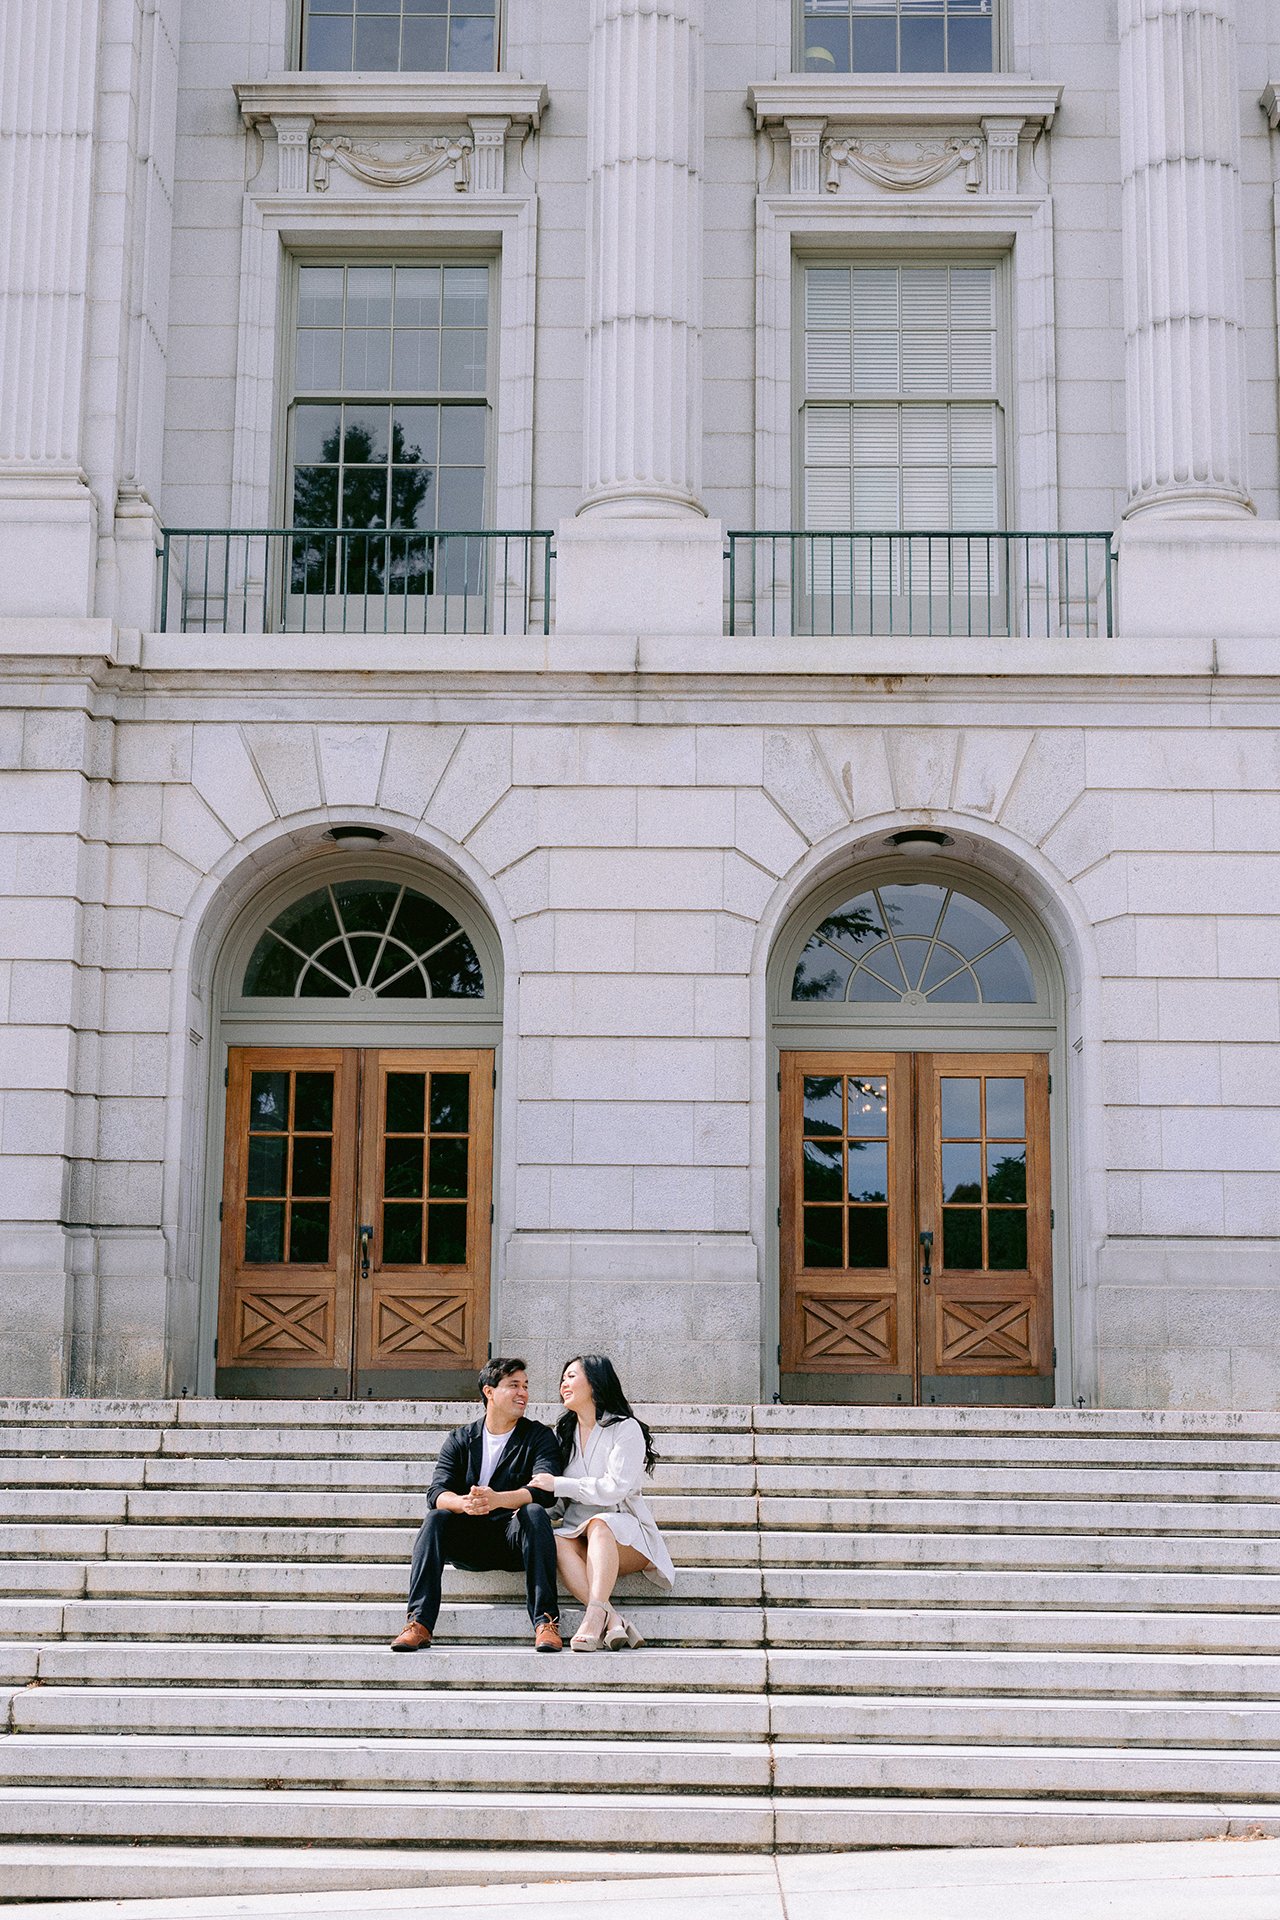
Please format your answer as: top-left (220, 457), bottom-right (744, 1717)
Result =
top-left (558, 0), bottom-right (722, 634)
top-left (1119, 0), bottom-right (1251, 518)
top-left (580, 0), bottom-right (705, 519)
top-left (0, 0), bottom-right (102, 614)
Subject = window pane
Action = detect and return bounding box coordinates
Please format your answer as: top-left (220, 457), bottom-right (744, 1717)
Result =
top-left (987, 1209), bottom-right (1028, 1271)
top-left (343, 329), bottom-right (392, 390)
top-left (803, 1139), bottom-right (843, 1202)
top-left (427, 1204), bottom-right (468, 1263)
top-left (846, 1142), bottom-right (888, 1203)
top-left (942, 1142), bottom-right (982, 1204)
top-left (804, 15), bottom-right (850, 68)
top-left (804, 1207), bottom-right (843, 1267)
top-left (392, 326), bottom-right (441, 391)
top-left (440, 329), bottom-right (487, 392)
top-left (295, 330), bottom-right (343, 390)
top-left (429, 1136), bottom-right (469, 1199)
top-left (294, 404), bottom-right (342, 463)
top-left (305, 13), bottom-right (355, 68)
top-left (292, 466), bottom-right (340, 528)
top-left (353, 14), bottom-right (401, 65)
top-left (294, 1072), bottom-right (334, 1132)
top-left (247, 1136), bottom-right (287, 1197)
top-left (449, 13), bottom-right (495, 68)
top-left (292, 1137), bottom-right (333, 1198)
top-left (288, 1201), bottom-right (330, 1264)
top-left (387, 1072), bottom-right (426, 1133)
top-left (245, 1202), bottom-right (285, 1264)
top-left (249, 1072), bottom-right (290, 1133)
top-left (394, 405), bottom-right (439, 461)
top-left (948, 13), bottom-right (993, 69)
top-left (987, 1146), bottom-right (1027, 1204)
top-left (383, 1203), bottom-right (423, 1263)
top-left (401, 14), bottom-right (448, 66)
top-left (940, 1078), bottom-right (981, 1138)
top-left (430, 1073), bottom-right (470, 1132)
top-left (986, 1078), bottom-right (1026, 1139)
top-left (440, 404), bottom-right (487, 464)
top-left (846, 1077), bottom-right (888, 1138)
top-left (974, 940), bottom-right (1036, 1003)
top-left (442, 266), bottom-right (489, 326)
top-left (299, 268), bottom-right (345, 328)
top-left (848, 1206), bottom-right (889, 1268)
top-left (942, 1206), bottom-right (981, 1270)
top-left (900, 14), bottom-right (945, 68)
top-left (385, 1136), bottom-right (425, 1198)
top-left (850, 15), bottom-right (898, 69)
top-left (437, 466), bottom-right (485, 529)
top-left (803, 1076), bottom-right (843, 1136)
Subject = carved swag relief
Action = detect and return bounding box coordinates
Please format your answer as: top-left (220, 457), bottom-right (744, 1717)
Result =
top-left (311, 133), bottom-right (473, 193)
top-left (822, 134), bottom-right (982, 194)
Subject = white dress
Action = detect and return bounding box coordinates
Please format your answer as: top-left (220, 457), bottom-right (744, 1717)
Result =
top-left (552, 1416), bottom-right (675, 1592)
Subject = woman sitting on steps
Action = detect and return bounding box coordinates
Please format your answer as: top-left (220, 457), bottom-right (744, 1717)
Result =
top-left (528, 1353), bottom-right (675, 1651)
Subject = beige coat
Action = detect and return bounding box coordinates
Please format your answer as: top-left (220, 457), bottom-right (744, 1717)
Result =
top-left (552, 1416), bottom-right (675, 1592)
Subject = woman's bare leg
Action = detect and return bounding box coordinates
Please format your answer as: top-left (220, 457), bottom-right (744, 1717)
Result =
top-left (554, 1533), bottom-right (592, 1608)
top-left (584, 1518), bottom-right (650, 1615)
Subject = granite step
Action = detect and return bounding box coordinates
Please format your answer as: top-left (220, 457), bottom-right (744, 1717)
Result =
top-left (0, 1786), bottom-right (1273, 1852)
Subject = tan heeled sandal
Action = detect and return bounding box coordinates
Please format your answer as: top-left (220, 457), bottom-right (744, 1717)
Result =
top-left (570, 1602), bottom-right (609, 1652)
top-left (604, 1613), bottom-right (645, 1651)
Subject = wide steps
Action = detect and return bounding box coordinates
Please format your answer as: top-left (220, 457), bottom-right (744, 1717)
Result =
top-left (0, 1787), bottom-right (1274, 1853)
top-left (2, 1398), bottom-right (1279, 1883)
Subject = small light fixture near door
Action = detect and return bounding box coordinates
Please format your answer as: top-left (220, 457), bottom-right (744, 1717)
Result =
top-left (325, 826), bottom-right (388, 847)
top-left (884, 829), bottom-right (953, 859)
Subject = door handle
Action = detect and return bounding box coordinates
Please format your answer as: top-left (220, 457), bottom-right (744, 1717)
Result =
top-left (359, 1223), bottom-right (372, 1281)
top-left (919, 1230), bottom-right (933, 1284)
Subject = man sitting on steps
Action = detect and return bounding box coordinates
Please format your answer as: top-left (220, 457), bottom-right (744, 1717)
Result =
top-left (391, 1356), bottom-right (564, 1653)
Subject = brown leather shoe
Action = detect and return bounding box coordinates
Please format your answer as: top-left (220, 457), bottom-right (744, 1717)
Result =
top-left (534, 1617), bottom-right (563, 1653)
top-left (390, 1619), bottom-right (433, 1652)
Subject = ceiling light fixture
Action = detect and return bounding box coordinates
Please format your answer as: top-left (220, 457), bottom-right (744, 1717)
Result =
top-left (885, 828), bottom-right (954, 859)
top-left (325, 826), bottom-right (388, 846)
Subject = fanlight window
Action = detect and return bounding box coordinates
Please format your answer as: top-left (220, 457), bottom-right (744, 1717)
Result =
top-left (243, 881), bottom-right (484, 1000)
top-left (793, 882), bottom-right (1035, 1005)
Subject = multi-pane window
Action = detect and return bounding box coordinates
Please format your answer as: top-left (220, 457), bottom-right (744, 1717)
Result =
top-left (802, 263), bottom-right (1001, 536)
top-left (290, 263), bottom-right (489, 595)
top-left (800, 0), bottom-right (995, 73)
top-left (302, 0), bottom-right (499, 72)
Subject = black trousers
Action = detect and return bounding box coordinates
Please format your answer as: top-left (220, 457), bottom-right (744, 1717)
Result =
top-left (406, 1504), bottom-right (559, 1632)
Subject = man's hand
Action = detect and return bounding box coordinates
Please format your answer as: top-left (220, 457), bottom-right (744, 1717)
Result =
top-left (461, 1484), bottom-right (496, 1516)
top-left (528, 1472), bottom-right (556, 1493)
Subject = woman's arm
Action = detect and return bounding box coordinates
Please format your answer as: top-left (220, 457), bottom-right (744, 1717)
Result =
top-left (550, 1419), bottom-right (645, 1505)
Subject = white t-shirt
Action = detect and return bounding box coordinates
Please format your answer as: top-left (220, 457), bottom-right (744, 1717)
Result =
top-left (478, 1425), bottom-right (513, 1487)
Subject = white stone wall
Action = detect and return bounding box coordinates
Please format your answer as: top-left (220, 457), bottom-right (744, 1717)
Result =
top-left (2, 641), bottom-right (1279, 1409)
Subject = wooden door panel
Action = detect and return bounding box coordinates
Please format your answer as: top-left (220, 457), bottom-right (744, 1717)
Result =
top-left (916, 1052), bottom-right (1052, 1388)
top-left (355, 1049), bottom-right (493, 1391)
top-left (780, 1052), bottom-right (915, 1388)
top-left (217, 1048), bottom-right (359, 1393)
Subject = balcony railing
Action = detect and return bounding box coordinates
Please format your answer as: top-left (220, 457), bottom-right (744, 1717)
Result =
top-left (158, 528), bottom-right (554, 636)
top-left (727, 531), bottom-right (1116, 640)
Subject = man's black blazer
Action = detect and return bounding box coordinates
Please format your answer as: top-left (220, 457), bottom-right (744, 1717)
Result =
top-left (426, 1415), bottom-right (561, 1515)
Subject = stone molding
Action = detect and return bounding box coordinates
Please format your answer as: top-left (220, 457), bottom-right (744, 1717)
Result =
top-left (235, 75), bottom-right (546, 197)
top-left (1263, 81), bottom-right (1280, 128)
top-left (751, 77), bottom-right (1061, 196)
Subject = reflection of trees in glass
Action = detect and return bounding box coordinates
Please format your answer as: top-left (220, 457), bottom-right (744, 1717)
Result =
top-left (986, 1153), bottom-right (1026, 1205)
top-left (292, 420), bottom-right (433, 596)
top-left (793, 902), bottom-right (885, 1001)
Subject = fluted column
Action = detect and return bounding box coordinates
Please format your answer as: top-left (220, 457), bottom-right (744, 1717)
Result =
top-left (0, 0), bottom-right (102, 612)
top-left (1119, 0), bottom-right (1252, 517)
top-left (580, 0), bottom-right (705, 519)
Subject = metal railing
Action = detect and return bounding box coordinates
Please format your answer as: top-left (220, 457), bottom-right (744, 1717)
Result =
top-left (158, 528), bottom-right (555, 636)
top-left (726, 531), bottom-right (1116, 640)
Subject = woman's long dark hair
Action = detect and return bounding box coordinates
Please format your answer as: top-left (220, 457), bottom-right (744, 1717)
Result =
top-left (556, 1353), bottom-right (658, 1474)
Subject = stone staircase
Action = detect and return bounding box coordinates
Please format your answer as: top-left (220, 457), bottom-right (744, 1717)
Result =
top-left (1, 1397), bottom-right (1279, 1899)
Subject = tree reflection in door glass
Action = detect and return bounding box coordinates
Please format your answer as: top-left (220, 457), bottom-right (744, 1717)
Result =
top-left (942, 1206), bottom-right (981, 1269)
top-left (803, 1138), bottom-right (842, 1201)
top-left (803, 1206), bottom-right (843, 1267)
top-left (802, 1076), bottom-right (842, 1135)
top-left (848, 1207), bottom-right (889, 1268)
top-left (289, 1202), bottom-right (330, 1263)
top-left (245, 1202), bottom-right (285, 1263)
top-left (430, 1073), bottom-right (470, 1132)
top-left (427, 1205), bottom-right (467, 1263)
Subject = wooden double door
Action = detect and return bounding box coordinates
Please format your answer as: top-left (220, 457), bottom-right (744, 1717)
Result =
top-left (217, 1046), bottom-right (493, 1398)
top-left (781, 1051), bottom-right (1053, 1405)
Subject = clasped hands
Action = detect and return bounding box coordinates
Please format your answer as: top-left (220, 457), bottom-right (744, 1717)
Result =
top-left (454, 1472), bottom-right (554, 1516)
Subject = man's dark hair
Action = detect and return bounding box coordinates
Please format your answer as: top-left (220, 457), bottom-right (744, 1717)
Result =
top-left (478, 1356), bottom-right (528, 1403)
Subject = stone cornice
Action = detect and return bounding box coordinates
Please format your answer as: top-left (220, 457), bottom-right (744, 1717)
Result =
top-left (749, 75), bottom-right (1062, 133)
top-left (235, 74), bottom-right (548, 131)
top-left (1262, 82), bottom-right (1280, 129)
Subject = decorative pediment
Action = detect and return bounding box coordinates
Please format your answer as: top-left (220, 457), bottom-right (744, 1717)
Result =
top-left (749, 75), bottom-right (1062, 199)
top-left (235, 75), bottom-right (548, 196)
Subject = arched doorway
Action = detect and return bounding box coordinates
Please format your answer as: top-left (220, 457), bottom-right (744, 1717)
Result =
top-left (209, 858), bottom-right (503, 1399)
top-left (770, 860), bottom-right (1063, 1406)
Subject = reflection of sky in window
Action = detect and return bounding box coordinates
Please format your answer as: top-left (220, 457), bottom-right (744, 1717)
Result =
top-left (793, 882), bottom-right (1036, 1004)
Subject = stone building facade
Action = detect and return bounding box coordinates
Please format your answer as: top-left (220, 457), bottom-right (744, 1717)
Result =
top-left (2, 0), bottom-right (1280, 1408)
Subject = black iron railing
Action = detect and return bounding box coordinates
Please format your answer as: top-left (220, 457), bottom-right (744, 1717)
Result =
top-left (158, 528), bottom-right (555, 635)
top-left (727, 531), bottom-right (1116, 639)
